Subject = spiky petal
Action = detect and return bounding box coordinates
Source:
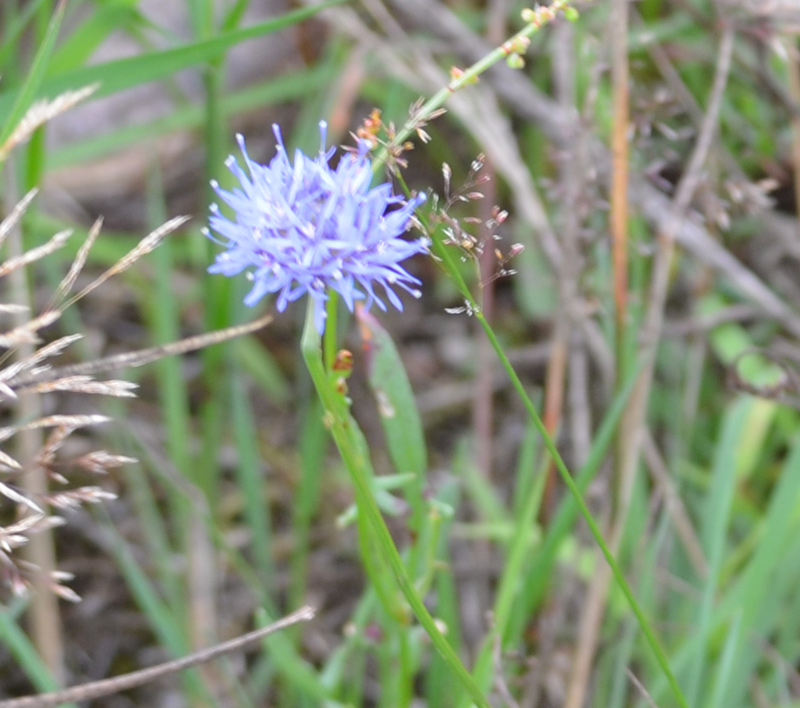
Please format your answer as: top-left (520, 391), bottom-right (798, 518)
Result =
top-left (207, 122), bottom-right (428, 333)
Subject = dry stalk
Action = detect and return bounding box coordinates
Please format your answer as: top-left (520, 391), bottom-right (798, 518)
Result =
top-left (3, 314), bottom-right (274, 392)
top-left (564, 22), bottom-right (736, 708)
top-left (0, 86), bottom-right (98, 163)
top-left (641, 429), bottom-right (707, 579)
top-left (626, 666), bottom-right (662, 708)
top-left (785, 36), bottom-right (800, 242)
top-left (564, 0), bottom-right (630, 704)
top-left (609, 0), bottom-right (630, 365)
top-left (621, 22), bottom-right (735, 500)
top-left (0, 72), bottom-right (287, 708)
top-left (473, 0), bottom-right (510, 485)
top-left (541, 17), bottom-right (587, 520)
top-left (0, 86), bottom-right (118, 626)
top-left (375, 0), bottom-right (800, 338)
top-left (3, 162), bottom-right (65, 682)
top-left (0, 102), bottom-right (273, 606)
top-left (453, 0), bottom-right (513, 628)
top-left (0, 606), bottom-right (316, 708)
top-left (0, 190), bottom-right (275, 693)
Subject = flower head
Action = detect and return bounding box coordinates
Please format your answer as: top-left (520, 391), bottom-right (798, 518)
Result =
top-left (206, 121), bottom-right (428, 333)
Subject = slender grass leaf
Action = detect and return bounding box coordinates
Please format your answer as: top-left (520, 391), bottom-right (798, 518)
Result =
top-left (0, 0), bottom-right (349, 127)
top-left (357, 308), bottom-right (426, 477)
top-left (0, 602), bottom-right (66, 702)
top-left (0, 0), bottom-right (66, 149)
top-left (685, 397), bottom-right (750, 705)
top-left (49, 1), bottom-right (143, 74)
top-left (0, 0), bottom-right (52, 68)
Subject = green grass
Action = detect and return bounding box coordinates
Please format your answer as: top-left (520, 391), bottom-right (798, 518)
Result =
top-left (2, 0), bottom-right (799, 706)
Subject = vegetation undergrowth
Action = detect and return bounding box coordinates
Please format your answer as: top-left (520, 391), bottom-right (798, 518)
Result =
top-left (2, 1), bottom-right (800, 707)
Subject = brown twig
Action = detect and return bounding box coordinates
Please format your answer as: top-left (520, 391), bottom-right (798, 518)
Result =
top-left (785, 35), bottom-right (800, 243)
top-left (566, 18), bottom-right (736, 708)
top-left (641, 429), bottom-right (707, 579)
top-left (610, 0), bottom-right (630, 370)
top-left (626, 666), bottom-right (662, 708)
top-left (541, 18), bottom-right (586, 520)
top-left (624, 20), bottom-right (735, 464)
top-left (378, 0), bottom-right (800, 338)
top-left (473, 0), bottom-right (509, 487)
top-left (564, 2), bottom-right (628, 703)
top-left (3, 314), bottom-right (274, 392)
top-left (0, 606), bottom-right (316, 708)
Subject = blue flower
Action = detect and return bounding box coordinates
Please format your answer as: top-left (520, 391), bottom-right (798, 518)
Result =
top-left (206, 121), bottom-right (428, 333)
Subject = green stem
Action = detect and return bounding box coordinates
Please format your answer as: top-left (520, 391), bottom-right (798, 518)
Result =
top-left (300, 299), bottom-right (491, 708)
top-left (372, 2), bottom-right (682, 698)
top-left (429, 232), bottom-right (689, 708)
top-left (372, 0), bottom-right (584, 174)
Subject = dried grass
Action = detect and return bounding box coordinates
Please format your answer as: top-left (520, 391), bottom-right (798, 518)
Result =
top-left (0, 88), bottom-right (271, 603)
top-left (0, 186), bottom-right (141, 602)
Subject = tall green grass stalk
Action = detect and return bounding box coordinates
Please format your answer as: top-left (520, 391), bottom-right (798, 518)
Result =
top-left (301, 297), bottom-right (493, 708)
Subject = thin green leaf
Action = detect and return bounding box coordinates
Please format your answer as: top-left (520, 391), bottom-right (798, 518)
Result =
top-left (0, 0), bottom-right (349, 127)
top-left (0, 0), bottom-right (66, 150)
top-left (357, 307), bottom-right (427, 478)
top-left (49, 1), bottom-right (142, 74)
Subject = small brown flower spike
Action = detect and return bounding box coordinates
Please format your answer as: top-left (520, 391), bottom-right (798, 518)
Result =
top-left (354, 103), bottom-right (446, 174)
top-left (356, 108), bottom-right (384, 148)
top-left (430, 156), bottom-right (522, 288)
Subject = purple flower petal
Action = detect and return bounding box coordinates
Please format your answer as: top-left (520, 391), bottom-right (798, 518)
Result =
top-left (207, 122), bottom-right (428, 333)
